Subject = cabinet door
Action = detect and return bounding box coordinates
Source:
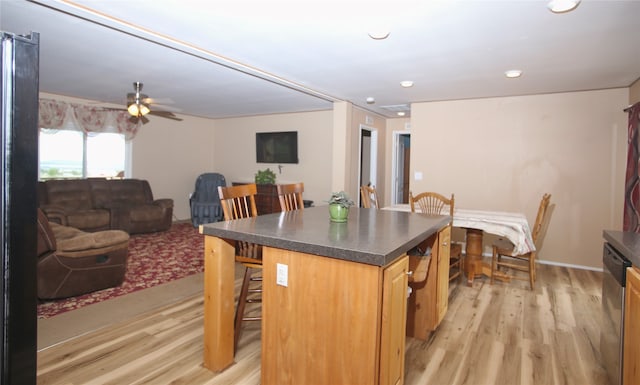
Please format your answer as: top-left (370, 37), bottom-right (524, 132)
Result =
top-left (380, 255), bottom-right (409, 385)
top-left (436, 225), bottom-right (451, 324)
top-left (406, 225), bottom-right (450, 339)
top-left (624, 266), bottom-right (640, 385)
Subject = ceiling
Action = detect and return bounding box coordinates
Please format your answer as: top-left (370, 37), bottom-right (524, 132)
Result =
top-left (2, 0), bottom-right (639, 120)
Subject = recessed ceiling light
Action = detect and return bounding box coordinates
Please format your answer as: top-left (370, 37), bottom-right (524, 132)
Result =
top-left (366, 97), bottom-right (375, 104)
top-left (400, 80), bottom-right (414, 88)
top-left (547, 0), bottom-right (581, 13)
top-left (397, 111), bottom-right (406, 117)
top-left (504, 70), bottom-right (523, 78)
top-left (368, 30), bottom-right (390, 40)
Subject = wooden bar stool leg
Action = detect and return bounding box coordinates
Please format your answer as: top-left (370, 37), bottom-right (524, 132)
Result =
top-left (234, 266), bottom-right (252, 351)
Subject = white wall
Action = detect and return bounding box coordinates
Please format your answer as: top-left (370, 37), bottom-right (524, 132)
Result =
top-left (409, 88), bottom-right (628, 269)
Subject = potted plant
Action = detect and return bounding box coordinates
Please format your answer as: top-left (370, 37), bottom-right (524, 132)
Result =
top-left (327, 191), bottom-right (354, 222)
top-left (254, 168), bottom-right (276, 184)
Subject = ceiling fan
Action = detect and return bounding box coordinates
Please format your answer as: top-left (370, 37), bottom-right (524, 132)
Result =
top-left (126, 81), bottom-right (182, 124)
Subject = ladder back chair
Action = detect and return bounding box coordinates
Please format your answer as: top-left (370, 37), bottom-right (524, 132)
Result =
top-left (277, 182), bottom-right (305, 212)
top-left (217, 183), bottom-right (262, 351)
top-left (491, 193), bottom-right (551, 290)
top-left (409, 191), bottom-right (464, 283)
top-left (360, 185), bottom-right (380, 209)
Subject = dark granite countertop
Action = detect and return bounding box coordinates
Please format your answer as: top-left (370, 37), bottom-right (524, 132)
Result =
top-left (603, 230), bottom-right (640, 267)
top-left (201, 206), bottom-right (450, 267)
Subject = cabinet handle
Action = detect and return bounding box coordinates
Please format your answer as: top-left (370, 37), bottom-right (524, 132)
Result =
top-left (407, 271), bottom-right (413, 277)
top-left (442, 242), bottom-right (448, 246)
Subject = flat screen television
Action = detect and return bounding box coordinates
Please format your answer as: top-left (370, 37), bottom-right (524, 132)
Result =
top-left (256, 131), bottom-right (298, 164)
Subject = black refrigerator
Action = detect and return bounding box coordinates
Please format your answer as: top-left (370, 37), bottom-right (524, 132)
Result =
top-left (1, 31), bottom-right (40, 384)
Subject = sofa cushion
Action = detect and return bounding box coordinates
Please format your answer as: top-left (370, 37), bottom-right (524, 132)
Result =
top-left (88, 178), bottom-right (113, 208)
top-left (129, 205), bottom-right (166, 222)
top-left (50, 222), bottom-right (128, 251)
top-left (108, 179), bottom-right (153, 205)
top-left (65, 209), bottom-right (111, 232)
top-left (45, 179), bottom-right (93, 210)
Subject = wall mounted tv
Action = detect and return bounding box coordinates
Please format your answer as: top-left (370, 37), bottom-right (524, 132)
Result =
top-left (256, 131), bottom-right (299, 164)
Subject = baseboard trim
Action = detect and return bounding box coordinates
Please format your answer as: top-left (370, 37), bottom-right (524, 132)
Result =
top-left (536, 258), bottom-right (603, 272)
top-left (473, 251), bottom-right (603, 272)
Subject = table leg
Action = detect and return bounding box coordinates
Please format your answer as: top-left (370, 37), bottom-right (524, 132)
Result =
top-left (464, 228), bottom-right (484, 286)
top-left (203, 235), bottom-right (236, 372)
top-left (462, 228), bottom-right (511, 285)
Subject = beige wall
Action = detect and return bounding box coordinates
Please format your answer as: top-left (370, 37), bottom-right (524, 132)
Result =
top-left (43, 88), bottom-right (634, 269)
top-left (383, 117), bottom-right (410, 207)
top-left (131, 115), bottom-right (216, 220)
top-left (348, 106), bottom-right (387, 204)
top-left (212, 110), bottom-right (334, 208)
top-left (410, 88), bottom-right (628, 269)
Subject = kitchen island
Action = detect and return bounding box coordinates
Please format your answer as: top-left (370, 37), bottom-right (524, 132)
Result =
top-left (200, 206), bottom-right (450, 385)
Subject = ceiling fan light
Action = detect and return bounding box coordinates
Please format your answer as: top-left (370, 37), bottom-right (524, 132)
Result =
top-left (127, 103), bottom-right (140, 116)
top-left (547, 0), bottom-right (581, 13)
top-left (139, 104), bottom-right (150, 116)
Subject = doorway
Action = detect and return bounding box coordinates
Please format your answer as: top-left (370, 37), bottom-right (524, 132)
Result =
top-left (358, 125), bottom-right (378, 207)
top-left (391, 131), bottom-right (411, 204)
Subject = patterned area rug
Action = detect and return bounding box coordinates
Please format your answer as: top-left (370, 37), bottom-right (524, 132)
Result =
top-left (37, 222), bottom-right (204, 318)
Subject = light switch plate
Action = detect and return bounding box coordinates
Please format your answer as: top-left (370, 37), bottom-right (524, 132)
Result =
top-left (276, 263), bottom-right (288, 287)
top-left (414, 171), bottom-right (423, 180)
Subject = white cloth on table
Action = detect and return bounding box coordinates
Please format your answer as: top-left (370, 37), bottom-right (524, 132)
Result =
top-left (453, 209), bottom-right (535, 254)
top-left (383, 205), bottom-right (535, 255)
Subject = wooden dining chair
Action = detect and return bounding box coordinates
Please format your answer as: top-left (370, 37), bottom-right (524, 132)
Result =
top-left (218, 183), bottom-right (262, 351)
top-left (277, 182), bottom-right (305, 211)
top-left (360, 185), bottom-right (380, 209)
top-left (491, 193), bottom-right (551, 290)
top-left (409, 191), bottom-right (464, 283)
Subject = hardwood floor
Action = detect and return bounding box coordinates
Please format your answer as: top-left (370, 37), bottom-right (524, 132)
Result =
top-left (37, 264), bottom-right (608, 385)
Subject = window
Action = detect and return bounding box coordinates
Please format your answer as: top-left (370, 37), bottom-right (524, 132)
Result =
top-left (39, 130), bottom-right (126, 180)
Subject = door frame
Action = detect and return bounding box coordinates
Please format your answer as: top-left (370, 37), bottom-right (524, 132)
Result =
top-left (358, 124), bottom-right (378, 206)
top-left (391, 130), bottom-right (410, 205)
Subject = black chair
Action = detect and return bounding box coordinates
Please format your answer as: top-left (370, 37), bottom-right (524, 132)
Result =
top-left (189, 173), bottom-right (226, 227)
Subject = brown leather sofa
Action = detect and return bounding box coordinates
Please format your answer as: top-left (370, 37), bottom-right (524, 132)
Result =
top-left (38, 178), bottom-right (173, 234)
top-left (37, 208), bottom-right (130, 299)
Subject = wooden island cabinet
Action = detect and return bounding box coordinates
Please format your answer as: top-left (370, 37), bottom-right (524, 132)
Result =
top-left (262, 248), bottom-right (409, 385)
top-left (407, 225), bottom-right (451, 338)
top-left (624, 266), bottom-right (640, 385)
top-left (200, 207), bottom-right (451, 385)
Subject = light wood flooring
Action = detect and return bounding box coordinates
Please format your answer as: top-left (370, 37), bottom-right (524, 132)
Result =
top-left (37, 263), bottom-right (608, 385)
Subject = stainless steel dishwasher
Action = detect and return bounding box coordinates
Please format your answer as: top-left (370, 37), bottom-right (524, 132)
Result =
top-left (601, 242), bottom-right (631, 385)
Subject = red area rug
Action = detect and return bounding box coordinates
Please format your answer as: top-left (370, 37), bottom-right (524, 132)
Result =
top-left (37, 222), bottom-right (204, 319)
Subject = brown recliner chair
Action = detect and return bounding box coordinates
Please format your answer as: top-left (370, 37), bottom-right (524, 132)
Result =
top-left (37, 208), bottom-right (130, 299)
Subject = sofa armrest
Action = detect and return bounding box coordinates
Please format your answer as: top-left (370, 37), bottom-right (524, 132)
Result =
top-left (39, 204), bottom-right (68, 225)
top-left (153, 198), bottom-right (174, 209)
top-left (37, 208), bottom-right (57, 257)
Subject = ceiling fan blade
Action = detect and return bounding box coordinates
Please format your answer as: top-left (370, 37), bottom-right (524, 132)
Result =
top-left (149, 110), bottom-right (183, 121)
top-left (144, 96), bottom-right (174, 105)
top-left (150, 103), bottom-right (182, 113)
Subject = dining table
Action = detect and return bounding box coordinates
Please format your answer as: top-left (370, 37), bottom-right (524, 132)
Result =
top-left (383, 204), bottom-right (535, 285)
